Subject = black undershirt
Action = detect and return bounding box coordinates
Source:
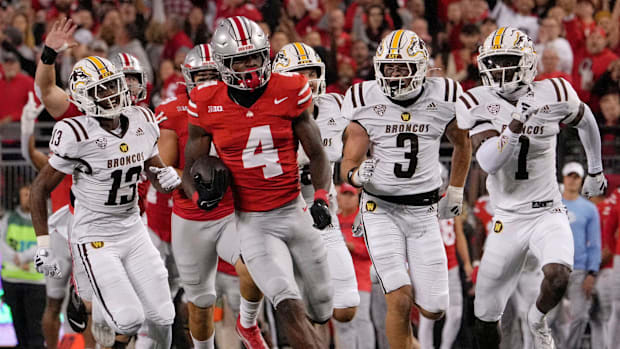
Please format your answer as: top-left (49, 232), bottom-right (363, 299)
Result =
top-left (227, 84), bottom-right (268, 108)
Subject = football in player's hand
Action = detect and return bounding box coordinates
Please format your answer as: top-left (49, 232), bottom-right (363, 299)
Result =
top-left (190, 155), bottom-right (231, 211)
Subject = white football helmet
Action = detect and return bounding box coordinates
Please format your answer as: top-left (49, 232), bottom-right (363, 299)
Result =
top-left (69, 56), bottom-right (130, 119)
top-left (182, 44), bottom-right (219, 94)
top-left (211, 16), bottom-right (271, 90)
top-left (374, 29), bottom-right (429, 100)
top-left (111, 52), bottom-right (147, 104)
top-left (477, 27), bottom-right (537, 95)
top-left (273, 42), bottom-right (325, 96)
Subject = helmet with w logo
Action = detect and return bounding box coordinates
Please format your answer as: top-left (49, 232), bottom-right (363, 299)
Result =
top-left (211, 16), bottom-right (271, 90)
top-left (374, 29), bottom-right (429, 100)
top-left (111, 52), bottom-right (147, 103)
top-left (273, 42), bottom-right (325, 96)
top-left (182, 44), bottom-right (219, 94)
top-left (69, 56), bottom-right (130, 119)
top-left (477, 27), bottom-right (537, 94)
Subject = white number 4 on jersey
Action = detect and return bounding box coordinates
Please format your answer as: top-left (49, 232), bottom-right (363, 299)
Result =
top-left (242, 125), bottom-right (284, 178)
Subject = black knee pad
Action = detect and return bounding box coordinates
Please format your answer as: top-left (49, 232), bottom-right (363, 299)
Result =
top-left (474, 317), bottom-right (501, 349)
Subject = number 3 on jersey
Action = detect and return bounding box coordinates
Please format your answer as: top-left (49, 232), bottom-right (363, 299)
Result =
top-left (242, 125), bottom-right (284, 178)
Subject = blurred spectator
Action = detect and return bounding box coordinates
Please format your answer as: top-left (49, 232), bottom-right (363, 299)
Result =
top-left (71, 7), bottom-right (95, 32)
top-left (479, 17), bottom-right (498, 44)
top-left (411, 18), bottom-right (432, 47)
top-left (599, 91), bottom-right (620, 155)
top-left (119, 0), bottom-right (147, 43)
top-left (98, 9), bottom-right (122, 47)
top-left (547, 6), bottom-right (567, 25)
top-left (336, 184), bottom-right (374, 349)
top-left (11, 11), bottom-right (35, 52)
top-left (572, 27), bottom-right (618, 102)
top-left (595, 11), bottom-right (619, 52)
top-left (46, 0), bottom-right (74, 22)
top-left (446, 23), bottom-right (480, 90)
top-left (164, 0), bottom-right (193, 18)
top-left (563, 0), bottom-right (597, 55)
top-left (561, 162), bottom-right (602, 349)
top-left (326, 57), bottom-right (360, 95)
top-left (399, 0), bottom-right (426, 29)
top-left (285, 0), bottom-right (324, 37)
top-left (0, 51), bottom-right (36, 126)
top-left (489, 0), bottom-right (539, 41)
top-left (344, 0), bottom-right (370, 32)
top-left (0, 184), bottom-right (46, 348)
top-left (162, 15), bottom-right (193, 61)
top-left (462, 0), bottom-right (489, 24)
top-left (1, 25), bottom-right (35, 75)
top-left (146, 20), bottom-right (168, 72)
top-left (185, 7), bottom-right (210, 45)
top-left (535, 45), bottom-right (573, 83)
top-left (592, 58), bottom-right (620, 100)
top-left (353, 4), bottom-right (390, 54)
top-left (536, 17), bottom-right (573, 74)
top-left (322, 8), bottom-right (352, 57)
top-left (157, 58), bottom-right (184, 103)
top-left (270, 31), bottom-right (291, 59)
top-left (110, 23), bottom-right (154, 83)
top-left (304, 30), bottom-right (322, 48)
top-left (89, 39), bottom-right (109, 58)
top-left (215, 0), bottom-right (263, 26)
top-left (440, 1), bottom-right (464, 52)
top-left (351, 39), bottom-right (374, 81)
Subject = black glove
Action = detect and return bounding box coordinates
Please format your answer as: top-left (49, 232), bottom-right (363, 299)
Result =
top-left (193, 168), bottom-right (229, 211)
top-left (310, 198), bottom-right (331, 230)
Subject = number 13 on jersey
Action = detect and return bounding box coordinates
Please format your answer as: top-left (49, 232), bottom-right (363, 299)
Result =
top-left (242, 125), bottom-right (284, 178)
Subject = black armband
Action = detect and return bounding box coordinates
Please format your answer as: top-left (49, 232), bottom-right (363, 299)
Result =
top-left (40, 45), bottom-right (58, 65)
top-left (347, 167), bottom-right (362, 188)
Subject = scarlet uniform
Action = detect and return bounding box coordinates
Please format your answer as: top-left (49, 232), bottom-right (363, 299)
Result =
top-left (145, 185), bottom-right (173, 243)
top-left (440, 219), bottom-right (458, 271)
top-left (158, 92), bottom-right (238, 311)
top-left (473, 195), bottom-right (494, 236)
top-left (188, 72), bottom-right (333, 321)
top-left (188, 73), bottom-right (311, 212)
top-left (157, 93), bottom-right (234, 221)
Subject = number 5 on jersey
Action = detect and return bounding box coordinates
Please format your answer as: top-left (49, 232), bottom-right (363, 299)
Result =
top-left (242, 125), bottom-right (284, 178)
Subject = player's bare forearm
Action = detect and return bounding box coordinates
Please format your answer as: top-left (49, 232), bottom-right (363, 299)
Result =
top-left (182, 124), bottom-right (212, 196)
top-left (340, 122), bottom-right (370, 182)
top-left (454, 216), bottom-right (472, 267)
top-left (159, 129), bottom-right (179, 169)
top-left (29, 135), bottom-right (51, 171)
top-left (30, 164), bottom-right (66, 237)
top-left (35, 60), bottom-right (70, 119)
top-left (446, 120), bottom-right (471, 187)
top-left (294, 109), bottom-right (331, 191)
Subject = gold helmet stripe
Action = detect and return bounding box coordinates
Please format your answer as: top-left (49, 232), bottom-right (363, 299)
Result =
top-left (293, 42), bottom-right (308, 61)
top-left (492, 27), bottom-right (507, 49)
top-left (390, 29), bottom-right (405, 53)
top-left (86, 56), bottom-right (112, 78)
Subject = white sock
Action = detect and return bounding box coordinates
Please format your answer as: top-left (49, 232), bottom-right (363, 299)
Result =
top-left (191, 333), bottom-right (214, 349)
top-left (528, 303), bottom-right (545, 324)
top-left (240, 297), bottom-right (261, 328)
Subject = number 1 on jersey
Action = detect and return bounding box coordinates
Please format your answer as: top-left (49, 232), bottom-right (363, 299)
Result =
top-left (242, 125), bottom-right (284, 179)
top-left (515, 136), bottom-right (529, 180)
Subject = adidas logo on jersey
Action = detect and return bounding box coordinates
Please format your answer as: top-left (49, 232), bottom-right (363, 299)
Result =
top-left (426, 102), bottom-right (437, 111)
top-left (328, 118), bottom-right (336, 126)
top-left (541, 105), bottom-right (551, 113)
top-left (136, 127), bottom-right (144, 136)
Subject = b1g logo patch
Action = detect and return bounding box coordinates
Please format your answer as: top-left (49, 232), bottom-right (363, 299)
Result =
top-left (119, 143), bottom-right (129, 153)
top-left (366, 201), bottom-right (377, 212)
top-left (91, 241), bottom-right (104, 249)
top-left (401, 112), bottom-right (411, 122)
top-left (493, 220), bottom-right (503, 234)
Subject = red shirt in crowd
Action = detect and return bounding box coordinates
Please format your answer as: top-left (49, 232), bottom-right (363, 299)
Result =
top-left (0, 71), bottom-right (37, 122)
top-left (536, 72), bottom-right (573, 84)
top-left (597, 197), bottom-right (617, 269)
top-left (338, 209), bottom-right (371, 292)
top-left (215, 1), bottom-right (263, 25)
top-left (572, 48), bottom-right (618, 102)
top-left (162, 31), bottom-right (193, 61)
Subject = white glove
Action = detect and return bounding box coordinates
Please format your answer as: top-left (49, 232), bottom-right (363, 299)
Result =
top-left (352, 213), bottom-right (364, 237)
top-left (581, 172), bottom-right (607, 198)
top-left (512, 98), bottom-right (539, 123)
top-left (352, 159), bottom-right (378, 186)
top-left (21, 92), bottom-right (43, 136)
top-left (34, 247), bottom-right (62, 278)
top-left (149, 166), bottom-right (181, 191)
top-left (438, 186), bottom-right (464, 219)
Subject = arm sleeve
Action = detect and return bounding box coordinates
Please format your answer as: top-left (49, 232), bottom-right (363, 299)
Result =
top-left (575, 107), bottom-right (603, 174)
top-left (475, 127), bottom-right (520, 174)
top-left (586, 205), bottom-right (602, 272)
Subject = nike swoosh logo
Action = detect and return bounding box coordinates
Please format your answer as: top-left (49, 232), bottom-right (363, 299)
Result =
top-left (68, 318), bottom-right (86, 330)
top-left (274, 97), bottom-right (288, 104)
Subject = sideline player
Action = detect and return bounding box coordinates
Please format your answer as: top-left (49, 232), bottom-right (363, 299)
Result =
top-left (455, 27), bottom-right (606, 349)
top-left (31, 56), bottom-right (180, 348)
top-left (272, 42), bottom-right (360, 327)
top-left (184, 16), bottom-right (333, 349)
top-left (340, 29), bottom-right (472, 349)
top-left (157, 43), bottom-right (268, 348)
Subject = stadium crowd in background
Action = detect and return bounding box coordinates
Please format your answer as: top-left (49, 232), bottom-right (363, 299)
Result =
top-left (0, 0), bottom-right (620, 348)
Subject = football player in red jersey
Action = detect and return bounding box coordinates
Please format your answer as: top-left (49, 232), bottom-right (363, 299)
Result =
top-left (184, 16), bottom-right (333, 348)
top-left (157, 43), bottom-right (267, 349)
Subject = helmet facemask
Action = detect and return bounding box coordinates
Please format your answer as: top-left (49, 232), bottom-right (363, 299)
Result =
top-left (217, 49), bottom-right (271, 91)
top-left (291, 66), bottom-right (325, 97)
top-left (72, 73), bottom-right (130, 119)
top-left (374, 60), bottom-right (427, 100)
top-left (183, 66), bottom-right (219, 93)
top-left (478, 51), bottom-right (536, 95)
top-left (124, 71), bottom-right (147, 104)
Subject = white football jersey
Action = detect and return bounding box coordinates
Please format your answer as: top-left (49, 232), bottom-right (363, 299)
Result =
top-left (456, 77), bottom-right (584, 215)
top-left (299, 93), bottom-right (347, 208)
top-left (342, 78), bottom-right (462, 196)
top-left (48, 106), bottom-right (160, 243)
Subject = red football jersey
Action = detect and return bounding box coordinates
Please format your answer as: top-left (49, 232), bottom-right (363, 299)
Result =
top-left (440, 219), bottom-right (458, 270)
top-left (158, 93), bottom-right (234, 221)
top-left (145, 182), bottom-right (173, 243)
top-left (598, 198), bottom-right (617, 269)
top-left (474, 195), bottom-right (494, 236)
top-left (607, 188), bottom-right (620, 256)
top-left (188, 73), bottom-right (313, 212)
top-left (338, 210), bottom-right (371, 292)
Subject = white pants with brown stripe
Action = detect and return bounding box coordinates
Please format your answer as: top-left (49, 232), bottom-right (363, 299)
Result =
top-left (71, 221), bottom-right (175, 336)
top-left (360, 192), bottom-right (449, 314)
